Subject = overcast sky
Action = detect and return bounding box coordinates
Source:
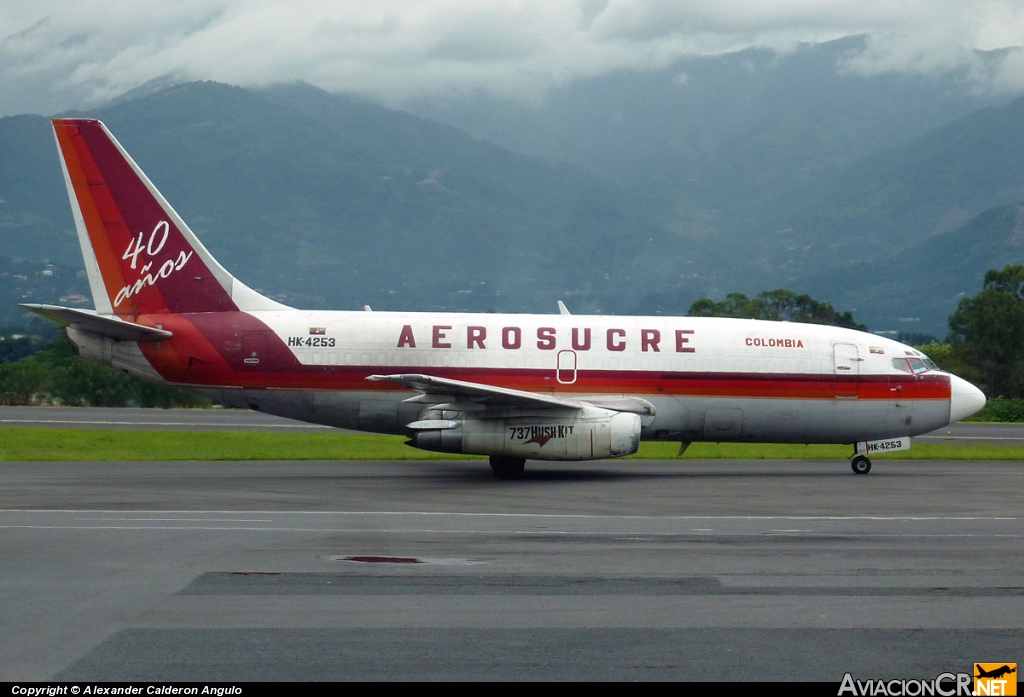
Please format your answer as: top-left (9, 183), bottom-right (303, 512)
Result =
top-left (2, 0), bottom-right (1024, 117)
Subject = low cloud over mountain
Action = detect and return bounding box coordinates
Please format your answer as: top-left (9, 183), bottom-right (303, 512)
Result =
top-left (2, 1), bottom-right (1024, 117)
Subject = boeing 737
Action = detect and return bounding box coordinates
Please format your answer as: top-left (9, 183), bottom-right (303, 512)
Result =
top-left (24, 119), bottom-right (987, 478)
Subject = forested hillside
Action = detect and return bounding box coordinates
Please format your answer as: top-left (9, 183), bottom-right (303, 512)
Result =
top-left (0, 81), bottom-right (710, 321)
top-left (797, 204), bottom-right (1024, 334)
top-left (769, 95), bottom-right (1024, 269)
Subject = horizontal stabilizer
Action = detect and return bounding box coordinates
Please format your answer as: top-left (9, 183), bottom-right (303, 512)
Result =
top-left (20, 304), bottom-right (172, 342)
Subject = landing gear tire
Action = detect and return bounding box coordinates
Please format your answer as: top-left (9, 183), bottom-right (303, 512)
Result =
top-left (489, 456), bottom-right (526, 480)
top-left (851, 455), bottom-right (872, 475)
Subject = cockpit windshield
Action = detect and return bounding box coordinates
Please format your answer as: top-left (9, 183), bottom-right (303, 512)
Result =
top-left (907, 357), bottom-right (928, 374)
top-left (892, 356), bottom-right (941, 374)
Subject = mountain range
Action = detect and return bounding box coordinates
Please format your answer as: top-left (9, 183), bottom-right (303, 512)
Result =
top-left (1, 81), bottom-right (699, 324)
top-left (2, 40), bottom-right (1024, 336)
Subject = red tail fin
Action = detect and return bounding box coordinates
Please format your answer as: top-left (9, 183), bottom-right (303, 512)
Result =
top-left (52, 118), bottom-right (286, 316)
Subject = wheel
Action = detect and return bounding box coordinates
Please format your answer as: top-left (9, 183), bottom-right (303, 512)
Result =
top-left (851, 455), bottom-right (871, 475)
top-left (489, 456), bottom-right (526, 479)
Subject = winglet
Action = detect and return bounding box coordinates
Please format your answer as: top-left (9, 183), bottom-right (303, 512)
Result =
top-left (557, 300), bottom-right (571, 315)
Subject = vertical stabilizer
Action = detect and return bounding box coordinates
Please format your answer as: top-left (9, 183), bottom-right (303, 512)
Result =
top-left (52, 118), bottom-right (288, 316)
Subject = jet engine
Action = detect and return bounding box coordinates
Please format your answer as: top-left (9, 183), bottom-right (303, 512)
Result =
top-left (408, 406), bottom-right (641, 461)
top-left (66, 327), bottom-right (161, 381)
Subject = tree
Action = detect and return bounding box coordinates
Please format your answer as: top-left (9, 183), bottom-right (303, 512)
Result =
top-left (982, 264), bottom-right (1024, 298)
top-left (0, 332), bottom-right (210, 407)
top-left (688, 288), bottom-right (866, 330)
top-left (0, 359), bottom-right (47, 405)
top-left (947, 265), bottom-right (1024, 397)
top-left (688, 292), bottom-right (756, 318)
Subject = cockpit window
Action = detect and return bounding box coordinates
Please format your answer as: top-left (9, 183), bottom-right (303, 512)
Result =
top-left (907, 357), bottom-right (928, 374)
top-left (892, 357), bottom-right (912, 373)
top-left (894, 356), bottom-right (939, 374)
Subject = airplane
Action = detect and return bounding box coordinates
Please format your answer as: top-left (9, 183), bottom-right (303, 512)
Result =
top-left (23, 118), bottom-right (987, 479)
top-left (976, 665), bottom-right (1017, 680)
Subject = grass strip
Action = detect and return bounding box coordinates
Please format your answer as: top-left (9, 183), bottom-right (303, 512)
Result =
top-left (1, 428), bottom-right (1023, 461)
top-left (0, 428), bottom-right (479, 461)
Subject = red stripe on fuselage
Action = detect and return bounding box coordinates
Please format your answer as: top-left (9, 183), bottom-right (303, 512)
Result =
top-left (137, 312), bottom-right (952, 400)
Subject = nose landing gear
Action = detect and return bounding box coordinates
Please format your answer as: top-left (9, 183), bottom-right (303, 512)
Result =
top-left (850, 455), bottom-right (872, 475)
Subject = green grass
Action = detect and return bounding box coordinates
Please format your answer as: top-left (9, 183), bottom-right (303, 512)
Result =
top-left (0, 428), bottom-right (480, 462)
top-left (1, 428), bottom-right (1023, 461)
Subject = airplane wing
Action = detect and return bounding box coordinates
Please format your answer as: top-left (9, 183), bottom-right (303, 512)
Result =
top-left (367, 373), bottom-right (579, 409)
top-left (20, 304), bottom-right (173, 342)
top-left (366, 373), bottom-right (654, 415)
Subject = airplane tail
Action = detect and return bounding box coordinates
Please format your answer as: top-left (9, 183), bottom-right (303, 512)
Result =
top-left (51, 118), bottom-right (288, 317)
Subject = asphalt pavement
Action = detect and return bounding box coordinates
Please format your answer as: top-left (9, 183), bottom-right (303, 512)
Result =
top-left (0, 458), bottom-right (1021, 681)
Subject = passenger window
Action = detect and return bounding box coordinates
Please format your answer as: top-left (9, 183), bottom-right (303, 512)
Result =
top-left (907, 357), bottom-right (928, 374)
top-left (891, 358), bottom-right (912, 373)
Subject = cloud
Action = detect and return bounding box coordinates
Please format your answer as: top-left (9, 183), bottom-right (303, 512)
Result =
top-left (838, 1), bottom-right (1024, 82)
top-left (1, 0), bottom-right (1023, 117)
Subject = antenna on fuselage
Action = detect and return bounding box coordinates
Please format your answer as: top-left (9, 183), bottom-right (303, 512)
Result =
top-left (557, 300), bottom-right (570, 315)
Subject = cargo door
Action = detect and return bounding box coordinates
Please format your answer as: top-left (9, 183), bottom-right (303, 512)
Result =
top-left (703, 408), bottom-right (744, 440)
top-left (358, 400), bottom-right (398, 433)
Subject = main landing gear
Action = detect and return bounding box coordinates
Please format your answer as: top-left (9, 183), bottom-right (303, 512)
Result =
top-left (489, 455), bottom-right (526, 480)
top-left (850, 455), bottom-right (872, 475)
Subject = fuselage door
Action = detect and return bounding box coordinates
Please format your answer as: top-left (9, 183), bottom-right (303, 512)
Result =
top-left (833, 343), bottom-right (860, 398)
top-left (557, 349), bottom-right (578, 385)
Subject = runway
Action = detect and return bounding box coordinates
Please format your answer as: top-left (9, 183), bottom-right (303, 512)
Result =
top-left (2, 406), bottom-right (1023, 445)
top-left (1, 458), bottom-right (1022, 681)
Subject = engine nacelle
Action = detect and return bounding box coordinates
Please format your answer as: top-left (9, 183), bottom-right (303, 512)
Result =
top-left (410, 406), bottom-right (641, 461)
top-left (66, 327), bottom-right (163, 382)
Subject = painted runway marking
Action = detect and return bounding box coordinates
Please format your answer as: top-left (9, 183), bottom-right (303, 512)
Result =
top-left (0, 525), bottom-right (1017, 539)
top-left (3, 510), bottom-right (1014, 521)
top-left (77, 517), bottom-right (273, 522)
top-left (915, 435), bottom-right (1024, 441)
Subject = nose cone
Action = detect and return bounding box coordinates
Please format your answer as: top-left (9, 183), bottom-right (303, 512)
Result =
top-left (949, 374), bottom-right (986, 423)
